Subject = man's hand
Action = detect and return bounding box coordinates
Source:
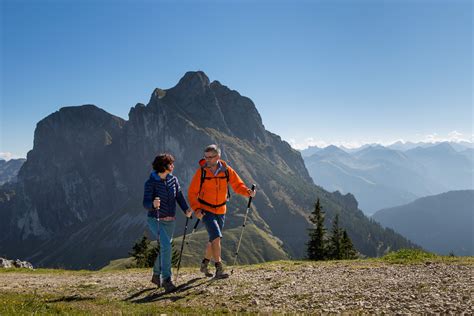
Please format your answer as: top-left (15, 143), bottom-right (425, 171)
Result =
top-left (195, 209), bottom-right (205, 220)
top-left (248, 188), bottom-right (256, 198)
top-left (153, 197), bottom-right (160, 209)
top-left (185, 208), bottom-right (193, 218)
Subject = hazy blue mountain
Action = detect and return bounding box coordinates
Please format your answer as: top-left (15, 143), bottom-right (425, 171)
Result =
top-left (0, 159), bottom-right (26, 185)
top-left (339, 144), bottom-right (375, 153)
top-left (459, 148), bottom-right (473, 162)
top-left (405, 143), bottom-right (473, 190)
top-left (300, 145), bottom-right (322, 157)
top-left (449, 141), bottom-right (474, 151)
top-left (388, 141), bottom-right (473, 152)
top-left (304, 144), bottom-right (472, 214)
top-left (304, 155), bottom-right (419, 216)
top-left (387, 141), bottom-right (422, 151)
top-left (372, 190), bottom-right (474, 256)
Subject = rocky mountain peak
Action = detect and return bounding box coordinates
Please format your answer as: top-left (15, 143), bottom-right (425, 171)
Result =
top-left (153, 71), bottom-right (211, 104)
top-left (28, 105), bottom-right (125, 162)
top-left (177, 70), bottom-right (211, 89)
top-left (332, 191), bottom-right (359, 211)
top-left (145, 71), bottom-right (267, 143)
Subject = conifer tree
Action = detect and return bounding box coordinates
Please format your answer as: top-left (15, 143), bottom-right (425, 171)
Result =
top-left (328, 214), bottom-right (343, 259)
top-left (146, 243), bottom-right (160, 267)
top-left (341, 230), bottom-right (358, 259)
top-left (130, 235), bottom-right (150, 268)
top-left (307, 198), bottom-right (327, 260)
top-left (147, 241), bottom-right (180, 267)
top-left (131, 236), bottom-right (181, 268)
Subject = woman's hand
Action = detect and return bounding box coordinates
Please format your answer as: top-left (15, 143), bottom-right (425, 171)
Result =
top-left (153, 197), bottom-right (160, 209)
top-left (185, 208), bottom-right (193, 218)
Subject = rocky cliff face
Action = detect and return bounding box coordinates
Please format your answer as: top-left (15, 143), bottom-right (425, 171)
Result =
top-left (0, 71), bottom-right (415, 268)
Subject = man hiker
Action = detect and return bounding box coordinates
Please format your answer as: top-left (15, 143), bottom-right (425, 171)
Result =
top-left (188, 144), bottom-right (256, 279)
top-left (143, 153), bottom-right (193, 292)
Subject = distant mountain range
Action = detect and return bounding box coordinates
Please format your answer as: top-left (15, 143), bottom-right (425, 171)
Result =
top-left (0, 159), bottom-right (26, 185)
top-left (372, 190), bottom-right (474, 256)
top-left (387, 140), bottom-right (474, 152)
top-left (302, 143), bottom-right (473, 214)
top-left (0, 71), bottom-right (415, 269)
top-left (301, 141), bottom-right (474, 157)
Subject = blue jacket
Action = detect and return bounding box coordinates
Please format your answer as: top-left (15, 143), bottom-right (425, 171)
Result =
top-left (143, 172), bottom-right (189, 218)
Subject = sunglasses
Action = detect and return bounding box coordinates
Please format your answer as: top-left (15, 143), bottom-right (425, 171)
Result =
top-left (204, 154), bottom-right (218, 159)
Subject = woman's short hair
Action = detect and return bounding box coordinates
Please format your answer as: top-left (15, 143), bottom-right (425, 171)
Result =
top-left (204, 144), bottom-right (221, 156)
top-left (152, 153), bottom-right (175, 173)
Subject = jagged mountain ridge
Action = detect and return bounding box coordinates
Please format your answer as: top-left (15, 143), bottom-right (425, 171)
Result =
top-left (0, 71), bottom-right (415, 268)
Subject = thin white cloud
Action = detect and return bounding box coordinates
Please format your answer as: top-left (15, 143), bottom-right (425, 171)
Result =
top-left (0, 152), bottom-right (24, 161)
top-left (288, 137), bottom-right (330, 150)
top-left (422, 131), bottom-right (472, 143)
top-left (289, 138), bottom-right (380, 150)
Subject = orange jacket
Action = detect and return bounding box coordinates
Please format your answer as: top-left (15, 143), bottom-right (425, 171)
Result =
top-left (188, 159), bottom-right (250, 215)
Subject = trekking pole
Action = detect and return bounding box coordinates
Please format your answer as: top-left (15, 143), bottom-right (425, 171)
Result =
top-left (174, 216), bottom-right (190, 283)
top-left (186, 219), bottom-right (201, 246)
top-left (231, 184), bottom-right (256, 274)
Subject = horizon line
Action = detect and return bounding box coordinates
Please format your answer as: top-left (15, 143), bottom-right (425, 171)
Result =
top-left (2, 139), bottom-right (473, 161)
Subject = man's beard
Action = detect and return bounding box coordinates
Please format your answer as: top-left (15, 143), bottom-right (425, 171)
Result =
top-left (207, 161), bottom-right (218, 168)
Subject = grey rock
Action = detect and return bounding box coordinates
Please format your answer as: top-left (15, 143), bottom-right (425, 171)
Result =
top-left (0, 257), bottom-right (13, 268)
top-left (0, 257), bottom-right (33, 269)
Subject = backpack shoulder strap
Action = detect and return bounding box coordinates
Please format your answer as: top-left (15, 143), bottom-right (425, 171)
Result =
top-left (224, 167), bottom-right (231, 200)
top-left (199, 167), bottom-right (206, 194)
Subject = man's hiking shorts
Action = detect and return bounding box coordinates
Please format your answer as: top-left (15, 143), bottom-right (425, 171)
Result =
top-left (202, 211), bottom-right (225, 242)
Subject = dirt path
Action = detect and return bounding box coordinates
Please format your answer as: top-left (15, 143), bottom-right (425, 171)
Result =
top-left (0, 260), bottom-right (472, 313)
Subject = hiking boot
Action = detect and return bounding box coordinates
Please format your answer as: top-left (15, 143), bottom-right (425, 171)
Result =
top-left (214, 262), bottom-right (229, 279)
top-left (162, 277), bottom-right (177, 293)
top-left (151, 274), bottom-right (161, 287)
top-left (200, 258), bottom-right (213, 277)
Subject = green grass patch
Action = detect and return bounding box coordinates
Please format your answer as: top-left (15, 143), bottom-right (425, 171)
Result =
top-left (381, 249), bottom-right (438, 263)
top-left (0, 268), bottom-right (95, 275)
top-left (380, 248), bottom-right (474, 265)
top-left (0, 291), bottom-right (229, 315)
top-left (100, 257), bottom-right (136, 271)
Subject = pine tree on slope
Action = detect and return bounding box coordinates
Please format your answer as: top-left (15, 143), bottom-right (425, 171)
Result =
top-left (328, 214), bottom-right (343, 260)
top-left (341, 230), bottom-right (358, 259)
top-left (307, 198), bottom-right (327, 260)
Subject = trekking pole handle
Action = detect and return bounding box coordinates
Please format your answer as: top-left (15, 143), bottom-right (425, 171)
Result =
top-left (247, 184), bottom-right (256, 208)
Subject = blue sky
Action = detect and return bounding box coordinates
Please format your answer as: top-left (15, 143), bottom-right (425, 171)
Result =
top-left (1, 0), bottom-right (472, 159)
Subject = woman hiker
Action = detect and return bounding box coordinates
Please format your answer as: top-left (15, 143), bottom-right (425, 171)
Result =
top-left (143, 153), bottom-right (193, 292)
